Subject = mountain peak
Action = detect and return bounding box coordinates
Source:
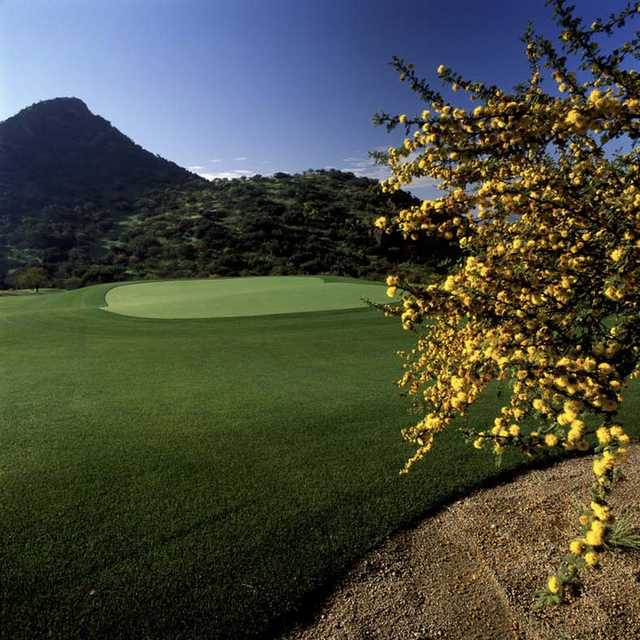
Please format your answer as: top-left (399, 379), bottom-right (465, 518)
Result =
top-left (0, 97), bottom-right (199, 211)
top-left (11, 96), bottom-right (92, 120)
top-left (36, 96), bottom-right (89, 109)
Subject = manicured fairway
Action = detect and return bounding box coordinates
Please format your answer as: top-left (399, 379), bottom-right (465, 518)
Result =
top-left (1, 278), bottom-right (638, 640)
top-left (104, 276), bottom-right (390, 319)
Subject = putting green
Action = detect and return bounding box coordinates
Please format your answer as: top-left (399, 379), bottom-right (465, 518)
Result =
top-left (103, 276), bottom-right (390, 319)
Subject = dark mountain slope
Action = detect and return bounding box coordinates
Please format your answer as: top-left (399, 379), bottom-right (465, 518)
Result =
top-left (0, 97), bottom-right (198, 217)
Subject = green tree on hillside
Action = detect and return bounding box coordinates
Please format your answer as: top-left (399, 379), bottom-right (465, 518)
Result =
top-left (15, 266), bottom-right (49, 293)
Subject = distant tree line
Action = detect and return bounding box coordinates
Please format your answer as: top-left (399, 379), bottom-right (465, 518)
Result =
top-left (2, 170), bottom-right (460, 289)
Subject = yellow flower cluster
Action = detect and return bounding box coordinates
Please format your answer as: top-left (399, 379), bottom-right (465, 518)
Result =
top-left (376, 0), bottom-right (639, 603)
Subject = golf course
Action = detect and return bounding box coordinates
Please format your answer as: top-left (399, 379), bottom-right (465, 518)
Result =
top-left (102, 276), bottom-right (393, 318)
top-left (1, 276), bottom-right (638, 639)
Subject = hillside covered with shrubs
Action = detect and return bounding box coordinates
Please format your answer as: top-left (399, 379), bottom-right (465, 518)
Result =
top-left (1, 98), bottom-right (457, 288)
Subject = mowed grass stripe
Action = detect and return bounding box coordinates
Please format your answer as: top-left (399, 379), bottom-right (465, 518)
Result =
top-left (1, 278), bottom-right (638, 640)
top-left (103, 276), bottom-right (390, 318)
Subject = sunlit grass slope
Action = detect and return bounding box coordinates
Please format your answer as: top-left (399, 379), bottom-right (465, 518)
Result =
top-left (1, 278), bottom-right (638, 640)
top-left (103, 276), bottom-right (389, 319)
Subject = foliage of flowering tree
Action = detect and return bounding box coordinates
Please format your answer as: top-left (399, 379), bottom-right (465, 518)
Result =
top-left (374, 0), bottom-right (640, 602)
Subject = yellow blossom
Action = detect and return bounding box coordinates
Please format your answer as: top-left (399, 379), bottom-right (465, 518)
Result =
top-left (584, 552), bottom-right (599, 567)
top-left (590, 501), bottom-right (610, 522)
top-left (569, 539), bottom-right (584, 555)
top-left (547, 576), bottom-right (561, 594)
top-left (610, 247), bottom-right (623, 262)
top-left (374, 216), bottom-right (387, 229)
top-left (585, 520), bottom-right (605, 546)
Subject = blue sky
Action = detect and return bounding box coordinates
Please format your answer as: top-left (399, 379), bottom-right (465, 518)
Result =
top-left (0, 0), bottom-right (623, 189)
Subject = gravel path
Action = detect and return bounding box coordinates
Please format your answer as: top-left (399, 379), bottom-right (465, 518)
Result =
top-left (283, 448), bottom-right (640, 640)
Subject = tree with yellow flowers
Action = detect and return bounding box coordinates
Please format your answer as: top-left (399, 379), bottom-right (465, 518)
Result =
top-left (374, 0), bottom-right (640, 603)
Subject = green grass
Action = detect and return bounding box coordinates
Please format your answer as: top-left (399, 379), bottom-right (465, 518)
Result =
top-left (1, 277), bottom-right (638, 639)
top-left (103, 276), bottom-right (390, 319)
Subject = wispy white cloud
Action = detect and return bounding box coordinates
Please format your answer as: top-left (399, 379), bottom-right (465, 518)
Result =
top-left (341, 155), bottom-right (390, 181)
top-left (188, 165), bottom-right (205, 171)
top-left (198, 169), bottom-right (259, 180)
top-left (209, 158), bottom-right (222, 164)
top-left (342, 153), bottom-right (441, 198)
top-left (234, 156), bottom-right (248, 161)
top-left (406, 177), bottom-right (441, 199)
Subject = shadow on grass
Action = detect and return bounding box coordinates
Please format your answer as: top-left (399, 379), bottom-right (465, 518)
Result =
top-left (267, 444), bottom-right (601, 639)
